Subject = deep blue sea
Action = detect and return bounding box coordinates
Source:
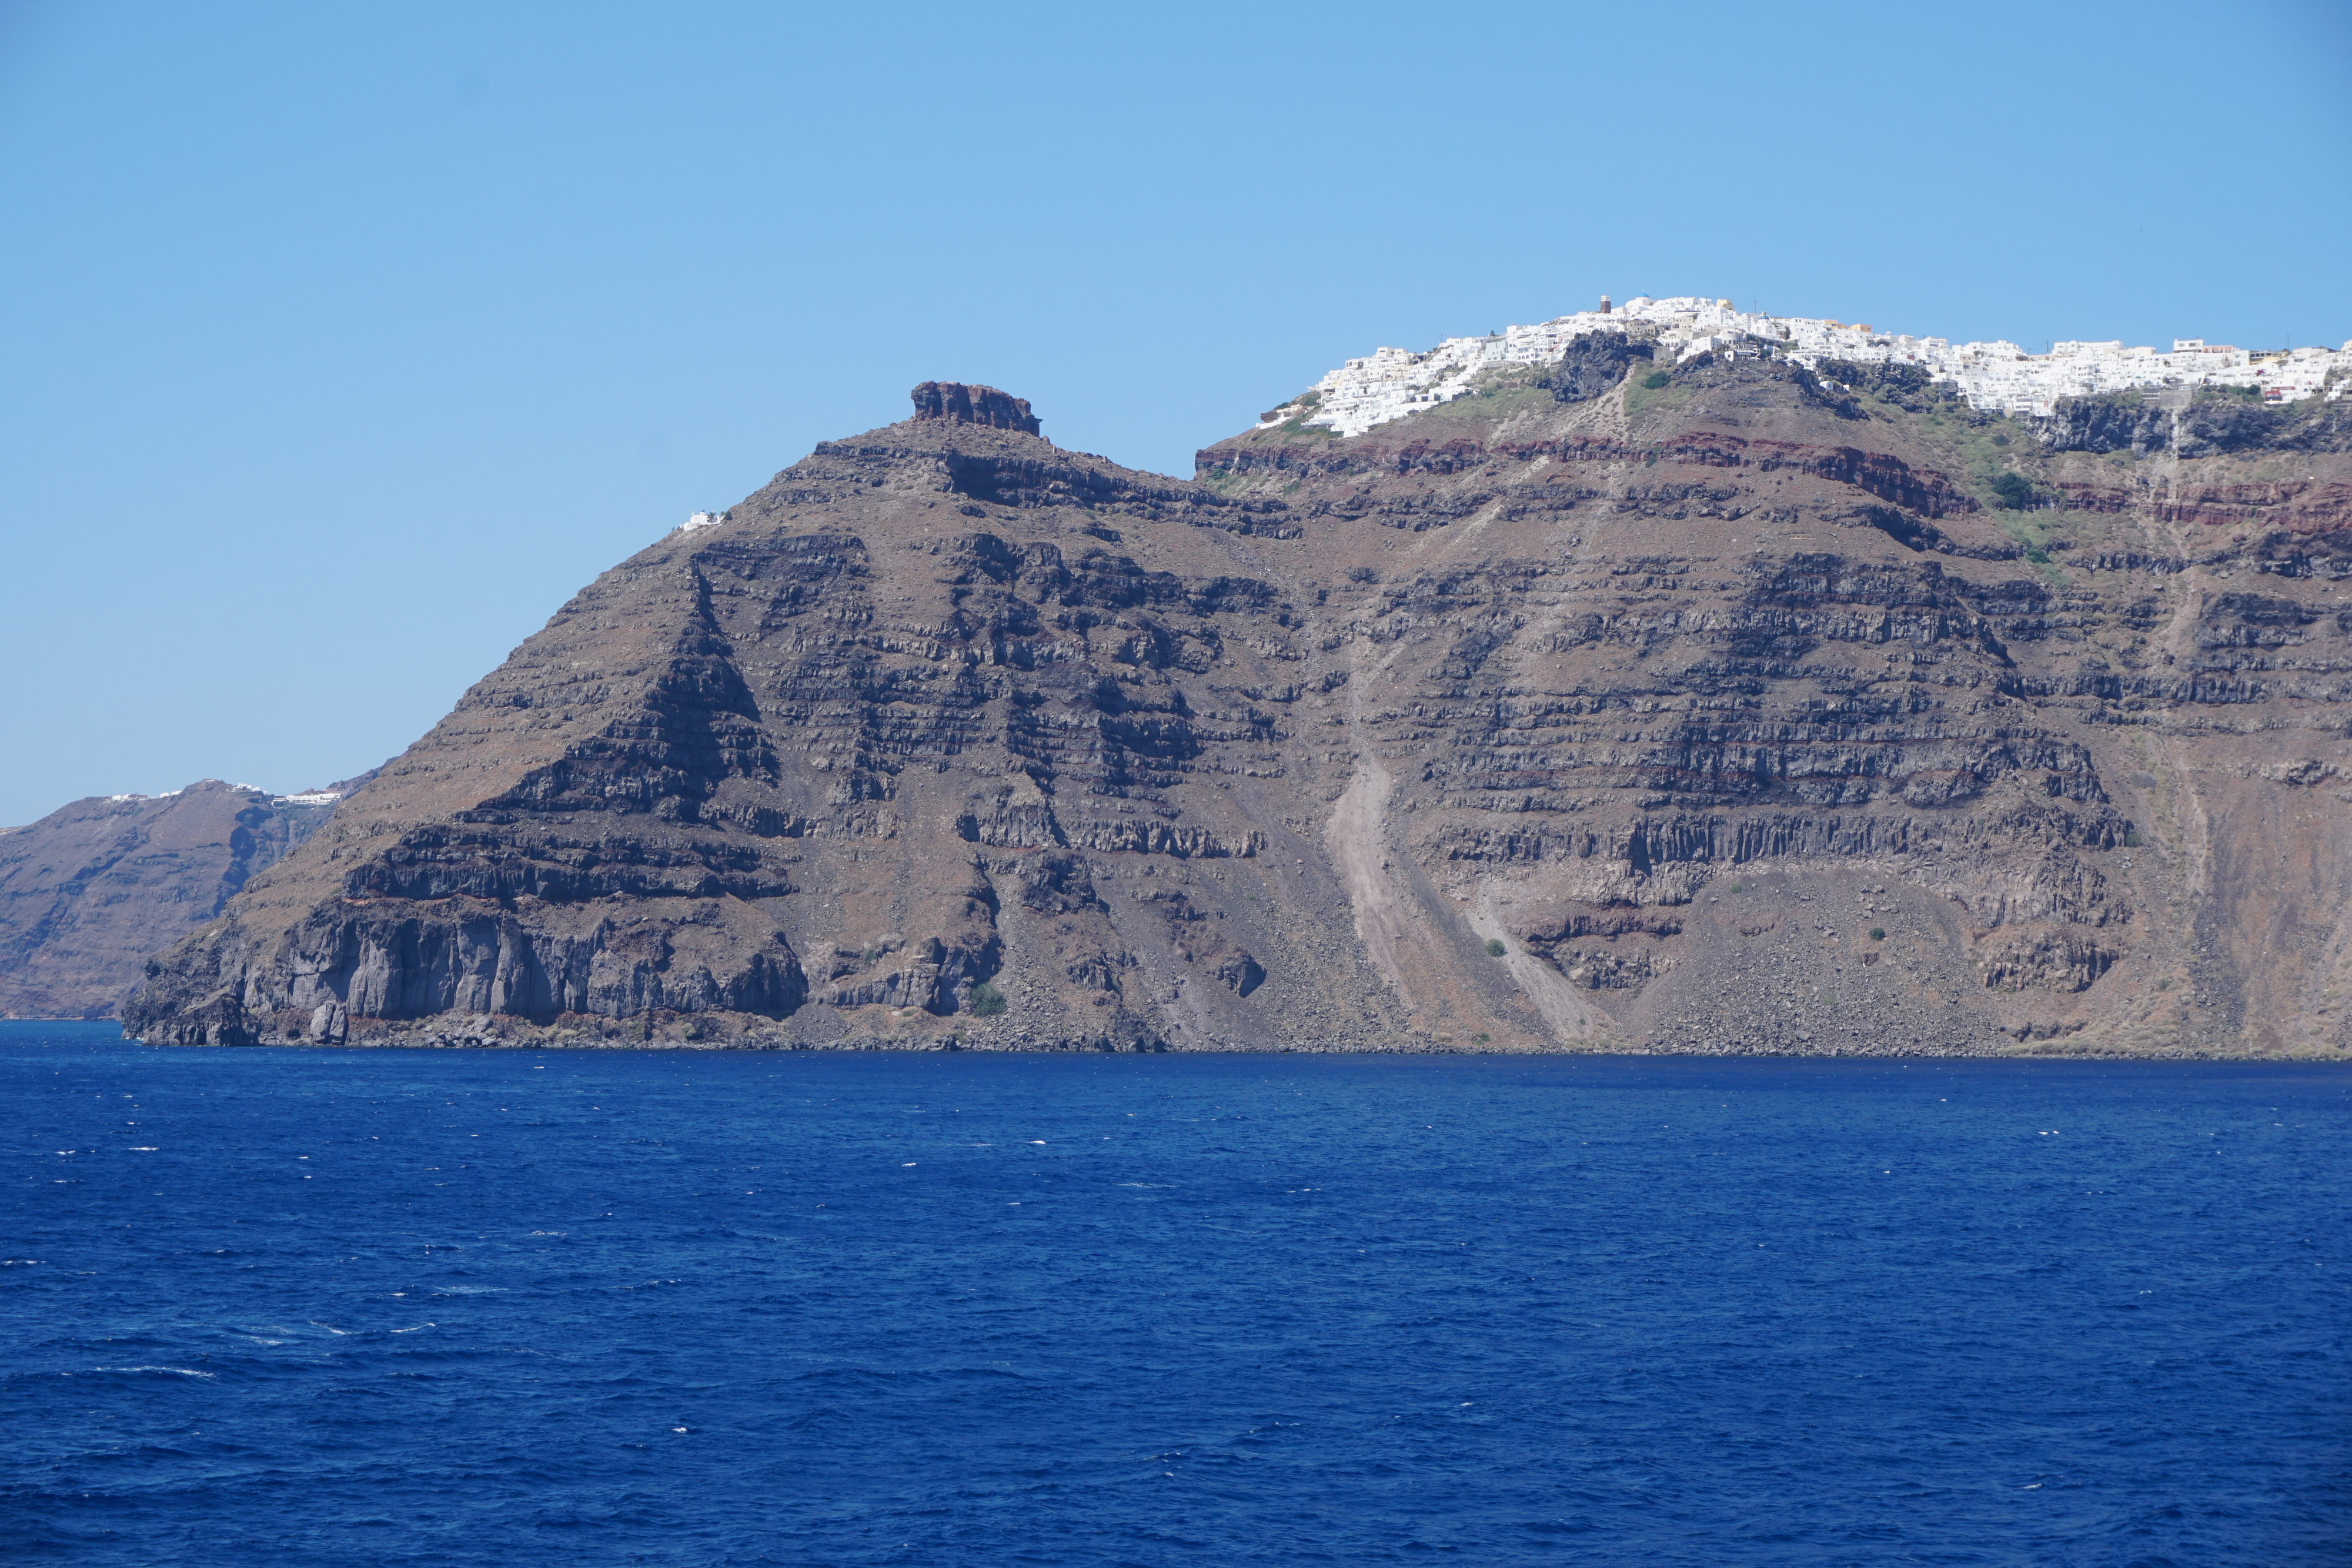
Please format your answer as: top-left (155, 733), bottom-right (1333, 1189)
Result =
top-left (3, 1022), bottom-right (2346, 1566)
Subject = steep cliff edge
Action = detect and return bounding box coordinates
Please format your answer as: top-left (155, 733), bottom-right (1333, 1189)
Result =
top-left (126, 367), bottom-right (2352, 1057)
top-left (1, 781), bottom-right (346, 1018)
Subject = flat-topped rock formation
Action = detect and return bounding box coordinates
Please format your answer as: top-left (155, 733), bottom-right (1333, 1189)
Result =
top-left (123, 356), bottom-right (2352, 1057)
top-left (910, 380), bottom-right (1043, 434)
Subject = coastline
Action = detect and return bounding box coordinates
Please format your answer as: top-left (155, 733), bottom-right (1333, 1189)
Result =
top-left (92, 1015), bottom-right (2350, 1063)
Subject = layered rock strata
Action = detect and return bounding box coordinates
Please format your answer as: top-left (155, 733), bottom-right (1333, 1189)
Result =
top-left (126, 367), bottom-right (2352, 1057)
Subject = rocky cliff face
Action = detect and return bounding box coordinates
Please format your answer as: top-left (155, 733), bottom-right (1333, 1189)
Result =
top-left (1, 781), bottom-right (344, 1018)
top-left (2043, 388), bottom-right (2352, 460)
top-left (1550, 329), bottom-right (1656, 403)
top-left (125, 367), bottom-right (2352, 1057)
top-left (910, 380), bottom-right (1042, 434)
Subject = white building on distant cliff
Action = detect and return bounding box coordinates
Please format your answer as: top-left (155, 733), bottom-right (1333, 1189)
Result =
top-left (1268, 295), bottom-right (2352, 437)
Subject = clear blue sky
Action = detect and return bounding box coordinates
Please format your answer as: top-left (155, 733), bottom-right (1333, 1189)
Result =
top-left (3, 0), bottom-right (2347, 824)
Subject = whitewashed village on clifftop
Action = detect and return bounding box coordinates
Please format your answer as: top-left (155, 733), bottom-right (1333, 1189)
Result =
top-left (1269, 295), bottom-right (2352, 439)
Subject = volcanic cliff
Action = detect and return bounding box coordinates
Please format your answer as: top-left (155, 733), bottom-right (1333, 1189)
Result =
top-left (125, 355), bottom-right (2352, 1057)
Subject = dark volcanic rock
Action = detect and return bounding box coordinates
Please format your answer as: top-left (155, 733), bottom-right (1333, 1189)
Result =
top-left (0, 781), bottom-right (346, 1018)
top-left (2042, 393), bottom-right (2172, 454)
top-left (910, 382), bottom-right (1041, 434)
top-left (2042, 391), bottom-right (2352, 459)
top-left (1550, 330), bottom-right (1655, 403)
top-left (125, 356), bottom-right (2352, 1059)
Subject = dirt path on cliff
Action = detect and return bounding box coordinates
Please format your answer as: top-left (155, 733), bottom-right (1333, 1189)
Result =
top-left (1324, 658), bottom-right (1419, 1017)
top-left (1466, 884), bottom-right (1606, 1047)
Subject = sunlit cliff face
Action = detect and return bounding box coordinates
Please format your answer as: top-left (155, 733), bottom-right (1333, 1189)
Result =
top-left (121, 366), bottom-right (2352, 1060)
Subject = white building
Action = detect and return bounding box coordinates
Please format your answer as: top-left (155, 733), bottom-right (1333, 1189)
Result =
top-left (1265, 295), bottom-right (2351, 437)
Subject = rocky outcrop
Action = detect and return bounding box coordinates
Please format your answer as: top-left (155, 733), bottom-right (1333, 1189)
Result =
top-left (124, 364), bottom-right (2352, 1058)
top-left (2042, 393), bottom-right (2173, 455)
top-left (0, 780), bottom-right (349, 1018)
top-left (1812, 359), bottom-right (1945, 413)
top-left (910, 381), bottom-right (1042, 435)
top-left (2042, 389), bottom-right (2352, 458)
top-left (1549, 330), bottom-right (1655, 403)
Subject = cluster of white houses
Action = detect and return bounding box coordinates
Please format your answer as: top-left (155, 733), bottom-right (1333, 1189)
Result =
top-left (1272, 296), bottom-right (2352, 438)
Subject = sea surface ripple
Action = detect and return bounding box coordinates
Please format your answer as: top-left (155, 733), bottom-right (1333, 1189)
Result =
top-left (3, 1023), bottom-right (2346, 1566)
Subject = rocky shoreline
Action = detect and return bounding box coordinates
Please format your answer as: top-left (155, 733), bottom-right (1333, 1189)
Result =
top-left (126, 1007), bottom-right (2295, 1062)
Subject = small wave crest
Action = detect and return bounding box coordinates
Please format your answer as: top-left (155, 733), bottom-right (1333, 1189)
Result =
top-left (92, 1365), bottom-right (216, 1378)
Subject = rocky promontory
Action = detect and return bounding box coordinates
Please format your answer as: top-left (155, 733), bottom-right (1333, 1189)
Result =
top-left (122, 357), bottom-right (2352, 1058)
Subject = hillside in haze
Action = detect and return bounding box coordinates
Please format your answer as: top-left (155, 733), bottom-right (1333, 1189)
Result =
top-left (119, 318), bottom-right (2352, 1057)
top-left (1, 781), bottom-right (352, 1018)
